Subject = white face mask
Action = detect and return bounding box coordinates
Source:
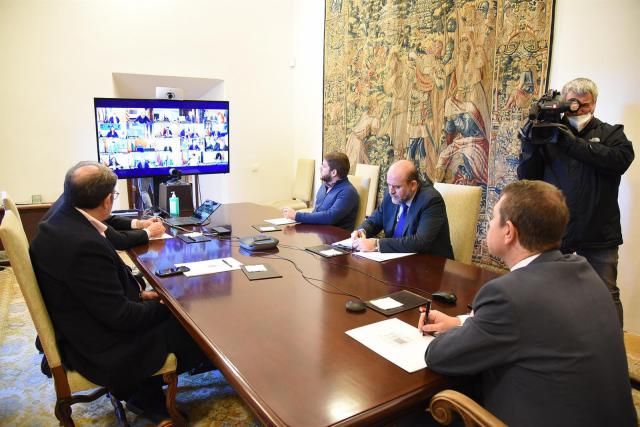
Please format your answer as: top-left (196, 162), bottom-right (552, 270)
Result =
top-left (567, 113), bottom-right (593, 132)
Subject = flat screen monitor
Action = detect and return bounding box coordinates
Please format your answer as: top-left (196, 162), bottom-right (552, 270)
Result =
top-left (94, 98), bottom-right (230, 178)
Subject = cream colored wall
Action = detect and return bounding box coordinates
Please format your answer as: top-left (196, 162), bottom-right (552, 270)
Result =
top-left (0, 0), bottom-right (297, 207)
top-left (548, 0), bottom-right (640, 332)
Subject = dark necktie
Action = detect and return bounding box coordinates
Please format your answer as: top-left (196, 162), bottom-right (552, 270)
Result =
top-left (393, 203), bottom-right (408, 238)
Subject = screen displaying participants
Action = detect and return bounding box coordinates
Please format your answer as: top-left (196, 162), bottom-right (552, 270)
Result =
top-left (94, 98), bottom-right (230, 178)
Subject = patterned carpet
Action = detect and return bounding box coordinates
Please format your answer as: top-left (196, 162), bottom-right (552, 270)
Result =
top-left (0, 266), bottom-right (261, 426)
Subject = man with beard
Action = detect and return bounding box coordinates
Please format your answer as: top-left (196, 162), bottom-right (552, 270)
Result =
top-left (282, 152), bottom-right (359, 230)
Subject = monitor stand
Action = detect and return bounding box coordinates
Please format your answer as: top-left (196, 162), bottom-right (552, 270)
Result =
top-left (129, 175), bottom-right (198, 217)
top-left (158, 180), bottom-right (194, 217)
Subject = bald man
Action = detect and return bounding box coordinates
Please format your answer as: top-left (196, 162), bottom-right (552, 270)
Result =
top-left (352, 160), bottom-right (453, 257)
top-left (30, 161), bottom-right (208, 422)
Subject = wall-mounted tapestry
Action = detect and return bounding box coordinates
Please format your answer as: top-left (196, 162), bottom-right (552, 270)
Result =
top-left (323, 0), bottom-right (555, 266)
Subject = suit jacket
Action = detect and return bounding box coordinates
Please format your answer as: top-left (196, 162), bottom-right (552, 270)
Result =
top-left (295, 178), bottom-right (359, 230)
top-left (30, 201), bottom-right (171, 395)
top-left (426, 250), bottom-right (636, 427)
top-left (359, 184), bottom-right (453, 257)
top-left (104, 215), bottom-right (149, 249)
top-left (44, 196), bottom-right (149, 250)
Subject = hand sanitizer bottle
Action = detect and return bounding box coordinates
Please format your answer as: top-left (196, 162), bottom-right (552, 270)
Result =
top-left (169, 191), bottom-right (180, 217)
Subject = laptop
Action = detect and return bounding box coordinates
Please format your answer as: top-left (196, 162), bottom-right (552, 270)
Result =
top-left (164, 200), bottom-right (221, 226)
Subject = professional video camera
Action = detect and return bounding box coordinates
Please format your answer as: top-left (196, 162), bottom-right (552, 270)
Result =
top-left (520, 90), bottom-right (581, 144)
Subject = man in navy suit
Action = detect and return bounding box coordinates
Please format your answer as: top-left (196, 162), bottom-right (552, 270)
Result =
top-left (282, 152), bottom-right (359, 230)
top-left (352, 159), bottom-right (453, 257)
top-left (420, 180), bottom-right (635, 426)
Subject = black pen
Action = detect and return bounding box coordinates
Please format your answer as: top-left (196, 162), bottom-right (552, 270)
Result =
top-left (423, 299), bottom-right (432, 336)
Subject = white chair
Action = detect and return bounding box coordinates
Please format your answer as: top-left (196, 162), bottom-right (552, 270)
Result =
top-left (347, 174), bottom-right (371, 227)
top-left (0, 210), bottom-right (185, 427)
top-left (433, 182), bottom-right (482, 265)
top-left (355, 163), bottom-right (381, 217)
top-left (270, 158), bottom-right (316, 210)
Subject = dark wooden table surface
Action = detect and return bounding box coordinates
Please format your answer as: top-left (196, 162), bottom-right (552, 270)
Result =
top-left (129, 203), bottom-right (500, 427)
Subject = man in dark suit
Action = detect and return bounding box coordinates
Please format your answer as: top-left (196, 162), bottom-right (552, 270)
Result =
top-left (30, 161), bottom-right (209, 421)
top-left (420, 180), bottom-right (635, 426)
top-left (351, 159), bottom-right (453, 257)
top-left (45, 193), bottom-right (165, 250)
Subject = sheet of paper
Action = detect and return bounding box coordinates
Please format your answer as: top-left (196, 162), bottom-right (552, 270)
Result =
top-left (353, 251), bottom-right (415, 262)
top-left (320, 248), bottom-right (344, 257)
top-left (332, 237), bottom-right (353, 248)
top-left (176, 257), bottom-right (243, 277)
top-left (257, 226), bottom-right (278, 232)
top-left (245, 264), bottom-right (267, 272)
top-left (264, 218), bottom-right (298, 225)
top-left (369, 296), bottom-right (403, 310)
top-left (346, 318), bottom-right (434, 373)
top-left (182, 232), bottom-right (203, 237)
top-left (149, 233), bottom-right (173, 240)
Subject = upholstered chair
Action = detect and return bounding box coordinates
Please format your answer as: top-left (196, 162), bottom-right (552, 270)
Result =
top-left (433, 183), bottom-right (482, 265)
top-left (0, 210), bottom-right (185, 427)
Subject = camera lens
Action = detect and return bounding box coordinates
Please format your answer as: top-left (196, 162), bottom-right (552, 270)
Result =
top-left (167, 92), bottom-right (175, 100)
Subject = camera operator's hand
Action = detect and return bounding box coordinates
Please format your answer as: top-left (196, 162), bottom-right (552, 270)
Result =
top-left (556, 124), bottom-right (577, 144)
top-left (518, 120), bottom-right (534, 143)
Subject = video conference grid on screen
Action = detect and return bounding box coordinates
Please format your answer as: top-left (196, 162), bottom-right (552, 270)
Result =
top-left (94, 98), bottom-right (229, 178)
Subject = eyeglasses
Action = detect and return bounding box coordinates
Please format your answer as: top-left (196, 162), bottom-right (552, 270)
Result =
top-left (112, 191), bottom-right (120, 200)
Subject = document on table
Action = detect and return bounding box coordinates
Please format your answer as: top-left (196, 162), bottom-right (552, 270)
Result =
top-left (176, 257), bottom-right (243, 277)
top-left (264, 217), bottom-right (298, 225)
top-left (353, 251), bottom-right (415, 262)
top-left (149, 233), bottom-right (173, 240)
top-left (346, 318), bottom-right (434, 373)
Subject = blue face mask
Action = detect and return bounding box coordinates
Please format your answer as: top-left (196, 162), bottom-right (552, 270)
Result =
top-left (567, 113), bottom-right (592, 132)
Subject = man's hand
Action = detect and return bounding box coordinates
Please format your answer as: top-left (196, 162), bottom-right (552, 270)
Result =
top-left (139, 217), bottom-right (161, 228)
top-left (140, 290), bottom-right (160, 300)
top-left (556, 124), bottom-right (577, 143)
top-left (145, 221), bottom-right (165, 238)
top-left (350, 229), bottom-right (366, 240)
top-left (419, 309), bottom-right (461, 335)
top-left (518, 119), bottom-right (534, 143)
top-left (353, 237), bottom-right (377, 252)
top-left (282, 207), bottom-right (296, 220)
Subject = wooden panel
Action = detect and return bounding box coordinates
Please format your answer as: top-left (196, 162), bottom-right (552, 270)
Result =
top-left (0, 204), bottom-right (51, 251)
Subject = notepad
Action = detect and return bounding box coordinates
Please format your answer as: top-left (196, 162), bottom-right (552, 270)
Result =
top-left (252, 224), bottom-right (282, 232)
top-left (241, 264), bottom-right (282, 280)
top-left (305, 244), bottom-right (350, 257)
top-left (365, 290), bottom-right (430, 316)
top-left (264, 218), bottom-right (298, 225)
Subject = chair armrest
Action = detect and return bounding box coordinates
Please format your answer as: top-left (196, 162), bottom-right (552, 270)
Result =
top-left (429, 389), bottom-right (506, 427)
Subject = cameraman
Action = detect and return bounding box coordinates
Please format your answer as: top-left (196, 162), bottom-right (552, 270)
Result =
top-left (517, 77), bottom-right (634, 326)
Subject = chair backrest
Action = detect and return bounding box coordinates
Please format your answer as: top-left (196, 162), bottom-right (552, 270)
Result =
top-left (355, 163), bottom-right (381, 216)
top-left (0, 211), bottom-right (63, 371)
top-left (433, 182), bottom-right (482, 265)
top-left (291, 158), bottom-right (316, 203)
top-left (347, 174), bottom-right (371, 227)
top-left (2, 195), bottom-right (24, 232)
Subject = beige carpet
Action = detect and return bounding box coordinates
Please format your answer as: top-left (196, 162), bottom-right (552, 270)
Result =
top-left (0, 266), bottom-right (261, 426)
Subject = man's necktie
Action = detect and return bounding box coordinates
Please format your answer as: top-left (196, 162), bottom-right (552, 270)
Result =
top-left (393, 203), bottom-right (408, 238)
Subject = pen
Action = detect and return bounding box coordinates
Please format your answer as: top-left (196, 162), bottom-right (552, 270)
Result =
top-left (222, 259), bottom-right (233, 268)
top-left (423, 299), bottom-right (431, 336)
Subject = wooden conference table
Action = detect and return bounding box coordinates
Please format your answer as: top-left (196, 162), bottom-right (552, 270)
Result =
top-left (129, 203), bottom-right (501, 426)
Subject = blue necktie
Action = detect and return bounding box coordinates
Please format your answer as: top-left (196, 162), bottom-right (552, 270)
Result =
top-left (393, 203), bottom-right (408, 238)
